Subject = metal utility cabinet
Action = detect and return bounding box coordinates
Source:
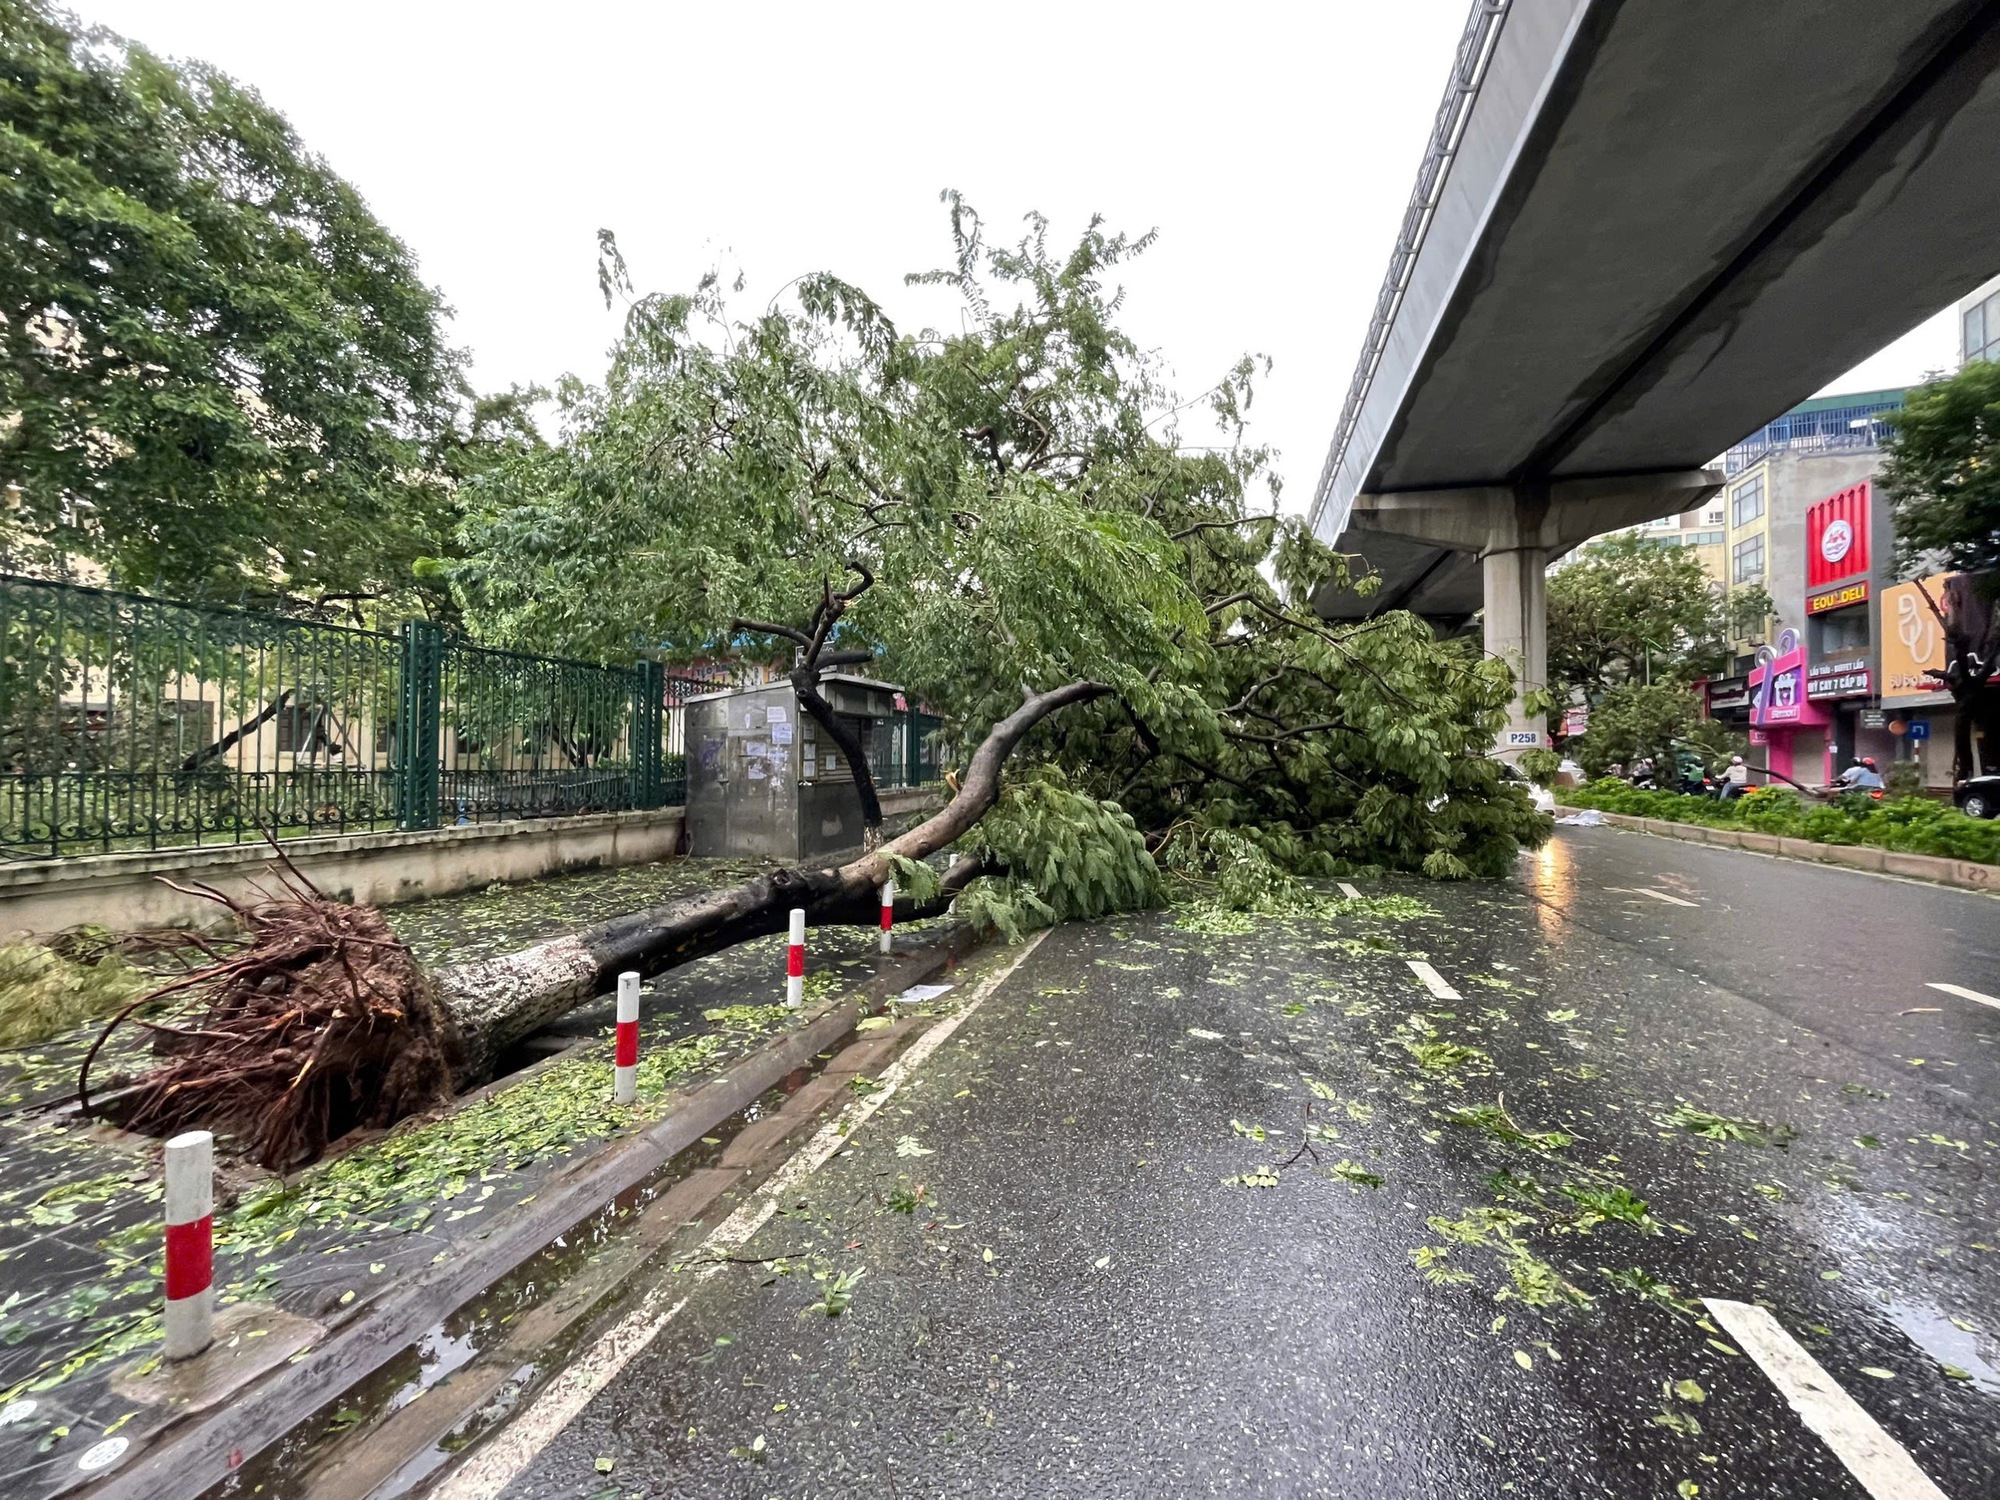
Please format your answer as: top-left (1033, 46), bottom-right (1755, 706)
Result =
top-left (684, 674), bottom-right (901, 861)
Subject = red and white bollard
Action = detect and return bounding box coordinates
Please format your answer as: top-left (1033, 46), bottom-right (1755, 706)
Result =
top-left (879, 878), bottom-right (896, 954)
top-left (613, 970), bottom-right (641, 1104)
top-left (163, 1129), bottom-right (214, 1361)
top-left (785, 908), bottom-right (806, 1008)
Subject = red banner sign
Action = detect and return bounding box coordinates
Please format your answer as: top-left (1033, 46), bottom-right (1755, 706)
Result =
top-left (1806, 481), bottom-right (1871, 589)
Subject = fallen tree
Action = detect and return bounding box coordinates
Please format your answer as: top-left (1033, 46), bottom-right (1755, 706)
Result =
top-left (85, 200), bottom-right (1549, 1164)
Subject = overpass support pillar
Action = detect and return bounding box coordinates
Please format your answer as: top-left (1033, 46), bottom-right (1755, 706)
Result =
top-left (1483, 531), bottom-right (1548, 760)
top-left (1341, 470), bottom-right (1722, 761)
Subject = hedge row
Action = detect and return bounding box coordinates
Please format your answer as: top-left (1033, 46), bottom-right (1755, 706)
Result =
top-left (1559, 781), bottom-right (2000, 866)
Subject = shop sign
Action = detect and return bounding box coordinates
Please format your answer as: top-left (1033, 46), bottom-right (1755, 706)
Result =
top-left (1806, 658), bottom-right (1871, 699)
top-left (1805, 481), bottom-right (1872, 590)
top-left (1708, 672), bottom-right (1751, 709)
top-left (1860, 709), bottom-right (1886, 729)
top-left (1806, 580), bottom-right (1869, 615)
top-left (1561, 706), bottom-right (1589, 737)
top-left (1878, 572), bottom-right (1956, 702)
top-left (1749, 628), bottom-right (1814, 727)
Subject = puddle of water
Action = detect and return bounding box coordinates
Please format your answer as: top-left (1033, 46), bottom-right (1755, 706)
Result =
top-left (1882, 1298), bottom-right (2000, 1395)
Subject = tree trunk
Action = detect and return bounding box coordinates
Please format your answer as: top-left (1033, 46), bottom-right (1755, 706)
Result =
top-left (433, 680), bottom-right (1106, 1083)
top-left (790, 666), bottom-right (884, 839)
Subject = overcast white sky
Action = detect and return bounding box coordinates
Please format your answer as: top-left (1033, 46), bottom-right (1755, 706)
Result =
top-left (75, 0), bottom-right (1962, 511)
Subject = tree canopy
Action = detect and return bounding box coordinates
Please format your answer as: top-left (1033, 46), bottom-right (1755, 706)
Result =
top-left (1546, 534), bottom-right (1755, 694)
top-left (1881, 357), bottom-right (2000, 577)
top-left (1879, 358), bottom-right (2000, 779)
top-left (0, 0), bottom-right (463, 602)
top-left (451, 198), bottom-right (1550, 899)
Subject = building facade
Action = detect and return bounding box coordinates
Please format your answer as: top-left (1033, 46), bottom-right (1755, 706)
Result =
top-left (1702, 390), bottom-right (1927, 787)
top-left (1961, 272), bottom-right (2000, 365)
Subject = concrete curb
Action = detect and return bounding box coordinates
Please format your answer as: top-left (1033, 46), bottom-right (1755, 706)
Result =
top-left (71, 926), bottom-right (981, 1500)
top-left (1576, 810), bottom-right (1999, 894)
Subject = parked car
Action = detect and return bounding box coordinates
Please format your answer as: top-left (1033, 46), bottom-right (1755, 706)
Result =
top-left (1956, 775), bottom-right (2000, 819)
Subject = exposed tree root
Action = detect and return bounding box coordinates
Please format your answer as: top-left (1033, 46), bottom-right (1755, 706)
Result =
top-left (78, 868), bottom-right (453, 1170)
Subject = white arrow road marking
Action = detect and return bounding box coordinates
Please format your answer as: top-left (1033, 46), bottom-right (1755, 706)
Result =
top-left (1606, 885), bottom-right (1700, 907)
top-left (1927, 982), bottom-right (2000, 1014)
top-left (1336, 882), bottom-right (1362, 899)
top-left (1702, 1299), bottom-right (1949, 1500)
top-left (1405, 960), bottom-right (1461, 1001)
top-left (432, 931), bottom-right (1050, 1500)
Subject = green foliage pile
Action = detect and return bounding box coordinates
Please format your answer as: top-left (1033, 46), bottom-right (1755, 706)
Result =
top-left (952, 769), bottom-right (1161, 940)
top-left (447, 200), bottom-right (1550, 913)
top-left (0, 1), bottom-right (507, 604)
top-left (1562, 780), bottom-right (2000, 865)
top-left (0, 938), bottom-right (151, 1049)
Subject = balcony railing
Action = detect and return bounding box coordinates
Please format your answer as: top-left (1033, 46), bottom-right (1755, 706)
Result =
top-left (1721, 398), bottom-right (1903, 476)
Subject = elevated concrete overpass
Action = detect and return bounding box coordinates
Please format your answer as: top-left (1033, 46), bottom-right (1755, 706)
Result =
top-left (1309, 0), bottom-right (2000, 750)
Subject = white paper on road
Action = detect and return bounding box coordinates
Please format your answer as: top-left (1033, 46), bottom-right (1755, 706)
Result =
top-left (893, 982), bottom-right (953, 1003)
top-left (1336, 882), bottom-right (1362, 899)
top-left (1555, 809), bottom-right (1605, 825)
top-left (1701, 1298), bottom-right (1948, 1500)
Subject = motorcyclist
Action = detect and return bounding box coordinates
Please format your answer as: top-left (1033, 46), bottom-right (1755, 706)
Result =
top-left (1721, 755), bottom-right (1750, 800)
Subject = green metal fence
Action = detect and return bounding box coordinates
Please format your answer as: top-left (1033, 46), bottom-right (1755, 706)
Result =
top-left (2, 575), bottom-right (404, 856)
top-left (2, 574), bottom-right (944, 859)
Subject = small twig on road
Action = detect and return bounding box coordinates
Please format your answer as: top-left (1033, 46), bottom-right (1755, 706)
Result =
top-left (684, 1247), bottom-right (812, 1268)
top-left (1280, 1103), bottom-right (1323, 1169)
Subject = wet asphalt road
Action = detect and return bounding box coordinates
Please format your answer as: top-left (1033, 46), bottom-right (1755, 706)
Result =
top-left (461, 829), bottom-right (2000, 1500)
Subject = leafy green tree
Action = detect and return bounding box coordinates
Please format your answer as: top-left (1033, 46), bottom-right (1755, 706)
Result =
top-left (1882, 359), bottom-right (2000, 575)
top-left (1570, 682), bottom-right (1740, 781)
top-left (1878, 360), bottom-right (2000, 780)
top-left (1547, 534), bottom-right (1731, 696)
top-left (455, 200), bottom-right (1550, 902)
top-left (0, 0), bottom-right (462, 601)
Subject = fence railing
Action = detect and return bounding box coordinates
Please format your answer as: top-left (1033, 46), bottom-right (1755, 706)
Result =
top-left (2, 575), bottom-right (943, 859)
top-left (1721, 398), bottom-right (1903, 476)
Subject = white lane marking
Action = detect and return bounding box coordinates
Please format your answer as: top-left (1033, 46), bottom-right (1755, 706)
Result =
top-left (1608, 888), bottom-right (1704, 912)
top-left (1405, 960), bottom-right (1461, 1001)
top-left (433, 931), bottom-right (1049, 1500)
top-left (1702, 1299), bottom-right (1949, 1500)
top-left (1336, 882), bottom-right (1363, 899)
top-left (1927, 982), bottom-right (2000, 1014)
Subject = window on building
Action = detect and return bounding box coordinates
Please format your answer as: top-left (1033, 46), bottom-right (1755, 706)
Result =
top-left (1685, 530), bottom-right (1723, 547)
top-left (1968, 290), bottom-right (2000, 364)
top-left (1813, 608), bottom-right (1871, 654)
top-left (277, 701), bottom-right (334, 756)
top-left (1731, 476), bottom-right (1764, 527)
top-left (1704, 506), bottom-right (1724, 525)
top-left (1731, 534), bottom-right (1764, 583)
